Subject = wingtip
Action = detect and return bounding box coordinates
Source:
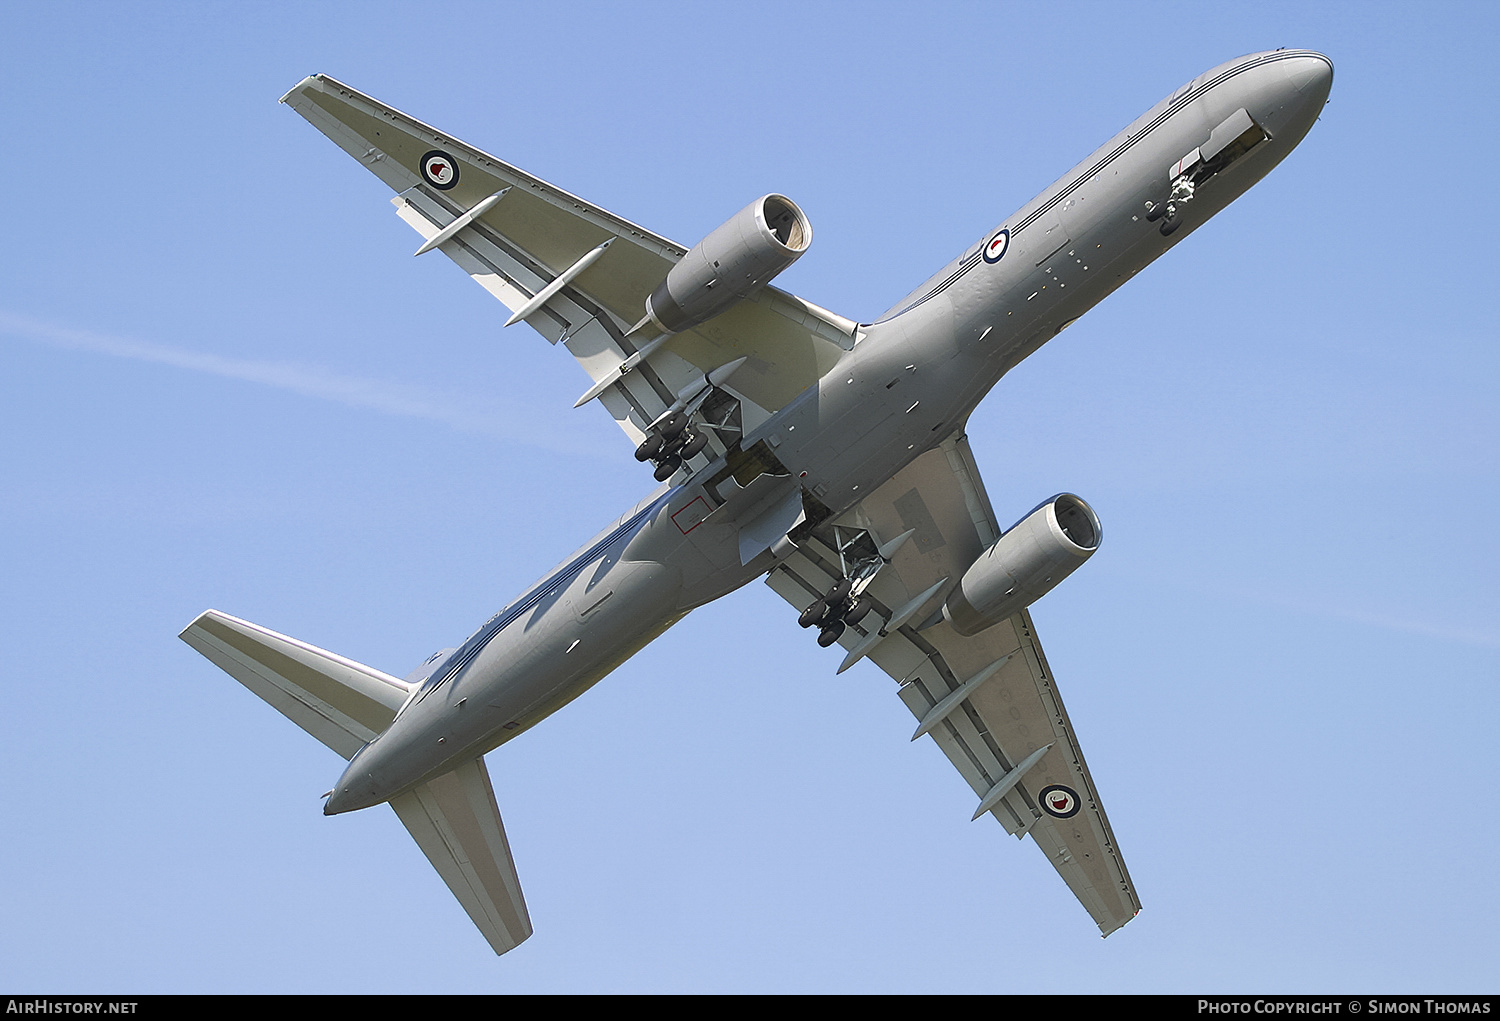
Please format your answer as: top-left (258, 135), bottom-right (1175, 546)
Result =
top-left (278, 75), bottom-right (320, 105)
top-left (178, 608), bottom-right (219, 640)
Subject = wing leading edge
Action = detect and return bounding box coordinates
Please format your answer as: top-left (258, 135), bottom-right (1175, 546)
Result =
top-left (765, 437), bottom-right (1141, 935)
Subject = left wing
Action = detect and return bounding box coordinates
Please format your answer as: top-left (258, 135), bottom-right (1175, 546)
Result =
top-left (280, 75), bottom-right (854, 459)
top-left (765, 437), bottom-right (1141, 935)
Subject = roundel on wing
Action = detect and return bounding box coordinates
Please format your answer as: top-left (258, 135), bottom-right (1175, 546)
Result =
top-left (420, 149), bottom-right (460, 190)
top-left (982, 228), bottom-right (1010, 263)
top-left (1038, 783), bottom-right (1081, 818)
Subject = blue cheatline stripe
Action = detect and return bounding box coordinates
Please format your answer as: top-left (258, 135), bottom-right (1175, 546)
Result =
top-left (872, 51), bottom-right (1320, 325)
top-left (413, 491), bottom-right (672, 703)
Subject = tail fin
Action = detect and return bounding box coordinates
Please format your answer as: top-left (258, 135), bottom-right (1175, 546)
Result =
top-left (181, 609), bottom-right (534, 954)
top-left (179, 609), bottom-right (411, 759)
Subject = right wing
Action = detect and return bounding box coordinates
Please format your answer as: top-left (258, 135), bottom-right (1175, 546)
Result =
top-left (765, 437), bottom-right (1141, 935)
top-left (280, 75), bottom-right (855, 456)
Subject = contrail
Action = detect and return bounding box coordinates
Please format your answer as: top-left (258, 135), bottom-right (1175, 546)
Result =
top-left (1187, 577), bottom-right (1500, 651)
top-left (0, 311), bottom-right (601, 455)
top-left (1305, 602), bottom-right (1500, 651)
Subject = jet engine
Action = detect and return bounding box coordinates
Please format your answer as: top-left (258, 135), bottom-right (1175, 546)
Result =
top-left (644, 194), bottom-right (811, 334)
top-left (942, 494), bottom-right (1102, 636)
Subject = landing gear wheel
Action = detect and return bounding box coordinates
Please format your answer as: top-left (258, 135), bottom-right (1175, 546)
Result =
top-left (653, 455), bottom-right (682, 481)
top-left (1159, 216), bottom-right (1181, 237)
top-left (798, 599), bottom-right (828, 629)
top-left (634, 433), bottom-right (664, 462)
top-left (678, 430), bottom-right (709, 460)
top-left (658, 412), bottom-right (688, 440)
top-left (843, 594), bottom-right (874, 627)
top-left (1145, 202), bottom-right (1168, 222)
top-left (826, 577), bottom-right (853, 603)
top-left (817, 620), bottom-right (846, 648)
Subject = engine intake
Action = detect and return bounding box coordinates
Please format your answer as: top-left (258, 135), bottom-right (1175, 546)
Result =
top-left (943, 494), bottom-right (1101, 636)
top-left (645, 194), bottom-right (811, 334)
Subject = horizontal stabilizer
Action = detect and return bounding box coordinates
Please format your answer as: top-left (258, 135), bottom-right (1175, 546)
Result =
top-left (179, 610), bottom-right (410, 760)
top-left (390, 757), bottom-right (533, 955)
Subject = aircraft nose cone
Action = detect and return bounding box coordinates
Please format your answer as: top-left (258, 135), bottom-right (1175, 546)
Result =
top-left (1282, 51), bottom-right (1333, 101)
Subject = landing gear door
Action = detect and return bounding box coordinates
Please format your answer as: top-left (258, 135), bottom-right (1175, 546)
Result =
top-left (1169, 107), bottom-right (1267, 184)
top-left (1201, 107), bottom-right (1263, 164)
top-left (1154, 108), bottom-right (1269, 235)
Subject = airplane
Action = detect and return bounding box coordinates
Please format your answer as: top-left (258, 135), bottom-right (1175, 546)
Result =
top-left (181, 49), bottom-right (1333, 955)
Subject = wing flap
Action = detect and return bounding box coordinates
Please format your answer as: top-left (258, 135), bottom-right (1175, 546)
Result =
top-left (391, 184), bottom-right (671, 444)
top-left (179, 610), bottom-right (410, 760)
top-left (389, 757), bottom-right (533, 955)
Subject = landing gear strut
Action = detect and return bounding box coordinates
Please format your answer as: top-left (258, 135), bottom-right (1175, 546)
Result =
top-left (1145, 172), bottom-right (1196, 237)
top-left (797, 523), bottom-right (920, 653)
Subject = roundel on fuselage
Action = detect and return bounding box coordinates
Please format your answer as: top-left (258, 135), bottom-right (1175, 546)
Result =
top-left (982, 228), bottom-right (1010, 264)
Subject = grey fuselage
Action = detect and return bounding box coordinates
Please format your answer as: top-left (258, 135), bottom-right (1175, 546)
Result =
top-left (325, 50), bottom-right (1333, 815)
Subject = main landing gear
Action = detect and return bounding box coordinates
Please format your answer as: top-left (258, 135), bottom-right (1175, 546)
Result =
top-left (634, 411), bottom-right (709, 481)
top-left (799, 575), bottom-right (875, 648)
top-left (795, 524), bottom-right (918, 650)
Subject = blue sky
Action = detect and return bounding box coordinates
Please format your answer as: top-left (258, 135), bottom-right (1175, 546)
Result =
top-left (2, 0), bottom-right (1496, 994)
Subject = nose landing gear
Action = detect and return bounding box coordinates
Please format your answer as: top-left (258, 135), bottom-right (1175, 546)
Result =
top-left (1145, 173), bottom-right (1195, 237)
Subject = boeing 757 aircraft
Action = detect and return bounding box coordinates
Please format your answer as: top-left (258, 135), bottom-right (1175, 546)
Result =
top-left (182, 50), bottom-right (1332, 954)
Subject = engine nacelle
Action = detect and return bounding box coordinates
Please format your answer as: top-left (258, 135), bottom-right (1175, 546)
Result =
top-left (943, 494), bottom-right (1102, 636)
top-left (644, 194), bottom-right (811, 334)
